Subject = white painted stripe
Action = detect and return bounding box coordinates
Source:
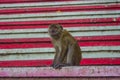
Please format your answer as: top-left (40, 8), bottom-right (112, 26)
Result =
top-left (1, 10), bottom-right (120, 19)
top-left (0, 52), bottom-right (54, 60)
top-left (0, 51), bottom-right (119, 61)
top-left (83, 52), bottom-right (120, 58)
top-left (0, 3), bottom-right (118, 11)
top-left (0, 48), bottom-right (54, 54)
top-left (0, 30), bottom-right (119, 39)
top-left (0, 0), bottom-right (119, 8)
top-left (0, 26), bottom-right (120, 34)
top-left (0, 14), bottom-right (119, 22)
top-left (0, 46), bottom-right (120, 54)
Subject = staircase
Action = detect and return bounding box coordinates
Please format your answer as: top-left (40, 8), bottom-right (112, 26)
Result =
top-left (0, 0), bottom-right (120, 79)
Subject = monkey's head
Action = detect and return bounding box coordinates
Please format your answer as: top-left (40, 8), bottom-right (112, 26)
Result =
top-left (48, 23), bottom-right (63, 39)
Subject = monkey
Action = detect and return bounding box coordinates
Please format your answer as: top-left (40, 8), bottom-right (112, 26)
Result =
top-left (48, 23), bottom-right (82, 69)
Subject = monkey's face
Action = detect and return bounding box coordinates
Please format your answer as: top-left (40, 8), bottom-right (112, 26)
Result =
top-left (48, 24), bottom-right (63, 37)
top-left (49, 26), bottom-right (59, 36)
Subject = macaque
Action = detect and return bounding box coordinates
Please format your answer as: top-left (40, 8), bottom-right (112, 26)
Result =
top-left (48, 23), bottom-right (82, 69)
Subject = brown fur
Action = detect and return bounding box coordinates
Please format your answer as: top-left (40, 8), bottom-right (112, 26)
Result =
top-left (48, 24), bottom-right (82, 69)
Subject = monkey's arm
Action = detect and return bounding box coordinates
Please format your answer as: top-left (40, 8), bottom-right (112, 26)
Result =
top-left (52, 46), bottom-right (68, 69)
top-left (53, 37), bottom-right (70, 69)
top-left (51, 46), bottom-right (59, 67)
top-left (53, 46), bottom-right (68, 69)
top-left (58, 45), bottom-right (68, 63)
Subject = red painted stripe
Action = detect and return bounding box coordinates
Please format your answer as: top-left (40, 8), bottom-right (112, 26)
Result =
top-left (0, 17), bottom-right (120, 26)
top-left (0, 43), bottom-right (53, 49)
top-left (0, 58), bottom-right (119, 67)
top-left (81, 58), bottom-right (120, 65)
top-left (0, 35), bottom-right (120, 43)
top-left (79, 41), bottom-right (120, 47)
top-left (0, 0), bottom-right (73, 4)
top-left (0, 22), bottom-right (120, 29)
top-left (0, 4), bottom-right (120, 14)
top-left (0, 41), bottom-right (120, 49)
top-left (0, 38), bottom-right (50, 43)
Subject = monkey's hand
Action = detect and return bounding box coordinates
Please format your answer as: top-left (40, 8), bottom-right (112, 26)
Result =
top-left (51, 63), bottom-right (61, 69)
top-left (53, 64), bottom-right (63, 69)
top-left (52, 63), bottom-right (72, 69)
top-left (50, 63), bottom-right (62, 69)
